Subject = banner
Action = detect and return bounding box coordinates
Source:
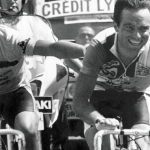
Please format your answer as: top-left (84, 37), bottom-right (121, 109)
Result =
top-left (35, 0), bottom-right (115, 19)
top-left (35, 96), bottom-right (53, 114)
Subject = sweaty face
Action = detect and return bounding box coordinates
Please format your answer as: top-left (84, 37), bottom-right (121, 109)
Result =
top-left (0, 0), bottom-right (22, 15)
top-left (76, 27), bottom-right (95, 46)
top-left (114, 8), bottom-right (150, 53)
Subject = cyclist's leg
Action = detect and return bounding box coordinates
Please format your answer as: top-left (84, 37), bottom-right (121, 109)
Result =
top-left (13, 86), bottom-right (41, 150)
top-left (1, 87), bottom-right (41, 150)
top-left (14, 111), bottom-right (40, 150)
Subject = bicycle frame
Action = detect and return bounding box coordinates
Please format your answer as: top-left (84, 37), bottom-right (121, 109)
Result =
top-left (94, 129), bottom-right (150, 150)
top-left (0, 129), bottom-right (25, 150)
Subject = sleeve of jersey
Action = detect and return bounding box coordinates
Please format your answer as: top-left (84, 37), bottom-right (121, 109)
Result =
top-left (81, 39), bottom-right (106, 77)
top-left (0, 26), bottom-right (37, 56)
top-left (15, 34), bottom-right (37, 56)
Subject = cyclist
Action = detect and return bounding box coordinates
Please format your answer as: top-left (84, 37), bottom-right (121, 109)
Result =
top-left (75, 26), bottom-right (95, 47)
top-left (0, 3), bottom-right (84, 150)
top-left (73, 0), bottom-right (150, 150)
top-left (0, 1), bottom-right (84, 150)
top-left (0, 24), bottom-right (84, 150)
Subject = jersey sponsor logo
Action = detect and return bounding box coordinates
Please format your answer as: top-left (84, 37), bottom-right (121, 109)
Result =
top-left (0, 60), bottom-right (19, 68)
top-left (136, 62), bottom-right (150, 76)
top-left (96, 77), bottom-right (124, 91)
top-left (18, 38), bottom-right (30, 54)
top-left (100, 60), bottom-right (120, 79)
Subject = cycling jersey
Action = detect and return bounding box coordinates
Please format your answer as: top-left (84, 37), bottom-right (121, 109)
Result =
top-left (0, 15), bottom-right (69, 96)
top-left (0, 25), bottom-right (36, 94)
top-left (81, 27), bottom-right (150, 93)
top-left (81, 27), bottom-right (150, 128)
top-left (0, 14), bottom-right (57, 80)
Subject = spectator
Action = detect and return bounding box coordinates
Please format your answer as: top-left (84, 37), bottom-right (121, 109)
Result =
top-left (64, 26), bottom-right (95, 74)
top-left (75, 26), bottom-right (95, 47)
top-left (73, 0), bottom-right (150, 150)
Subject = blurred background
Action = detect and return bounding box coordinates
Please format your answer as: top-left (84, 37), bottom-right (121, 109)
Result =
top-left (25, 0), bottom-right (114, 40)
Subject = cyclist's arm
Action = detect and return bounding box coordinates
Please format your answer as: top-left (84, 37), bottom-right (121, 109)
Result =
top-left (33, 40), bottom-right (84, 59)
top-left (73, 72), bottom-right (104, 126)
top-left (63, 58), bottom-right (83, 73)
top-left (72, 40), bottom-right (106, 126)
top-left (0, 26), bottom-right (84, 59)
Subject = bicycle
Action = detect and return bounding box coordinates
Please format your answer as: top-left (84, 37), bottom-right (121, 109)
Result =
top-left (94, 127), bottom-right (150, 150)
top-left (0, 128), bottom-right (25, 150)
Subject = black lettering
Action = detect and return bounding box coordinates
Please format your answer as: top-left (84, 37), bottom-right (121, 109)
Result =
top-left (63, 1), bottom-right (69, 14)
top-left (80, 0), bottom-right (83, 12)
top-left (97, 0), bottom-right (104, 11)
top-left (71, 1), bottom-right (79, 12)
top-left (52, 3), bottom-right (61, 15)
top-left (84, 0), bottom-right (91, 11)
top-left (42, 4), bottom-right (50, 16)
top-left (104, 0), bottom-right (113, 10)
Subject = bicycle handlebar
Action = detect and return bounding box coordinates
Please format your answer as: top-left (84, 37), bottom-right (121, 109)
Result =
top-left (94, 129), bottom-right (150, 150)
top-left (0, 129), bottom-right (26, 148)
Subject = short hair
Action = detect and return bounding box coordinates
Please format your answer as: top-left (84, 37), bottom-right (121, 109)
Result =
top-left (22, 0), bottom-right (28, 5)
top-left (113, 0), bottom-right (150, 26)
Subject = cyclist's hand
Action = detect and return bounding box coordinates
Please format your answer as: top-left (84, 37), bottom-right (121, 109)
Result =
top-left (95, 118), bottom-right (119, 131)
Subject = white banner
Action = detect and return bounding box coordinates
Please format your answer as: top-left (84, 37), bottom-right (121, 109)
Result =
top-left (35, 0), bottom-right (115, 19)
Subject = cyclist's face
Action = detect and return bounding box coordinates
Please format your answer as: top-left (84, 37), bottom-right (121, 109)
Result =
top-left (0, 0), bottom-right (22, 15)
top-left (114, 8), bottom-right (150, 53)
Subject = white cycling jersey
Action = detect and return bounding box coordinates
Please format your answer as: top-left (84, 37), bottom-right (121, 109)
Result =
top-left (0, 15), bottom-right (69, 96)
top-left (0, 25), bottom-right (36, 94)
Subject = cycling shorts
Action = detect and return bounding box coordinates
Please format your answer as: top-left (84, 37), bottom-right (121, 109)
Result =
top-left (90, 91), bottom-right (150, 128)
top-left (0, 86), bottom-right (36, 127)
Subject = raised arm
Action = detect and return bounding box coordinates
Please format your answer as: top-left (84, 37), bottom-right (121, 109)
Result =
top-left (33, 40), bottom-right (84, 59)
